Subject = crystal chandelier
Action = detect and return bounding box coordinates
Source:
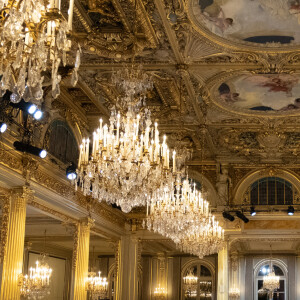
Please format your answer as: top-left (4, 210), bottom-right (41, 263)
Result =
top-left (176, 213), bottom-right (225, 258)
top-left (19, 259), bottom-right (53, 299)
top-left (112, 65), bottom-right (153, 101)
top-left (146, 175), bottom-right (210, 242)
top-left (86, 271), bottom-right (108, 300)
top-left (145, 174), bottom-right (225, 257)
top-left (183, 269), bottom-right (198, 296)
top-left (229, 287), bottom-right (240, 300)
top-left (263, 271), bottom-right (280, 292)
top-left (0, 0), bottom-right (79, 103)
top-left (153, 284), bottom-right (167, 300)
top-left (76, 104), bottom-right (176, 213)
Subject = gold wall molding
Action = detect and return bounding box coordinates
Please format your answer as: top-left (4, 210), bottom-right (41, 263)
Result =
top-left (0, 146), bottom-right (126, 228)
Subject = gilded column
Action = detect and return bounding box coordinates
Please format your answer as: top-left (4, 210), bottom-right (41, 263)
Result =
top-left (115, 235), bottom-right (141, 300)
top-left (70, 218), bottom-right (93, 300)
top-left (0, 186), bottom-right (32, 300)
top-left (217, 243), bottom-right (229, 300)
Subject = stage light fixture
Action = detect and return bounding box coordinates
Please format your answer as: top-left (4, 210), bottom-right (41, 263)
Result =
top-left (0, 122), bottom-right (7, 133)
top-left (250, 206), bottom-right (256, 216)
top-left (287, 206), bottom-right (295, 216)
top-left (222, 211), bottom-right (235, 222)
top-left (9, 99), bottom-right (43, 120)
top-left (33, 109), bottom-right (43, 120)
top-left (236, 211), bottom-right (249, 223)
top-left (27, 103), bottom-right (37, 115)
top-left (13, 141), bottom-right (47, 158)
top-left (66, 163), bottom-right (77, 180)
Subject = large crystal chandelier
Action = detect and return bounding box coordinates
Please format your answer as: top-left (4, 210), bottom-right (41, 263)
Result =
top-left (146, 175), bottom-right (210, 242)
top-left (19, 259), bottom-right (53, 299)
top-left (263, 271), bottom-right (279, 292)
top-left (76, 103), bottom-right (175, 213)
top-left (76, 67), bottom-right (175, 213)
top-left (86, 271), bottom-right (108, 300)
top-left (176, 213), bottom-right (224, 258)
top-left (183, 269), bottom-right (198, 296)
top-left (153, 284), bottom-right (167, 300)
top-left (145, 174), bottom-right (225, 258)
top-left (229, 287), bottom-right (240, 300)
top-left (0, 0), bottom-right (79, 103)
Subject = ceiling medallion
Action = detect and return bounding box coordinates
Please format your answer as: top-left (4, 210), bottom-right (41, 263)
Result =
top-left (0, 0), bottom-right (80, 104)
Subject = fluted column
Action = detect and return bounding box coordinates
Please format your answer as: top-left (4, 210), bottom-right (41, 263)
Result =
top-left (115, 235), bottom-right (141, 300)
top-left (70, 218), bottom-right (93, 300)
top-left (0, 186), bottom-right (31, 300)
top-left (217, 243), bottom-right (229, 300)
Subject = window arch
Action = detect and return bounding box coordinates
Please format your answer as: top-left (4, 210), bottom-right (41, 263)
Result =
top-left (254, 259), bottom-right (287, 300)
top-left (181, 259), bottom-right (215, 300)
top-left (247, 177), bottom-right (296, 206)
top-left (44, 120), bottom-right (79, 165)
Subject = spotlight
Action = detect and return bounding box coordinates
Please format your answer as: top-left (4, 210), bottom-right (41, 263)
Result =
top-left (250, 206), bottom-right (256, 216)
top-left (10, 99), bottom-right (43, 120)
top-left (236, 211), bottom-right (249, 223)
top-left (0, 122), bottom-right (7, 133)
top-left (287, 206), bottom-right (295, 216)
top-left (13, 141), bottom-right (47, 158)
top-left (66, 163), bottom-right (77, 180)
top-left (33, 109), bottom-right (43, 120)
top-left (222, 211), bottom-right (235, 222)
top-left (27, 103), bottom-right (37, 115)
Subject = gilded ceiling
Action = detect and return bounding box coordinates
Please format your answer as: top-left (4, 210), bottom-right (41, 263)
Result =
top-left (55, 0), bottom-right (300, 169)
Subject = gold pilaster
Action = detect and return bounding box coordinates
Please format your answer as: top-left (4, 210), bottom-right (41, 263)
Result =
top-left (115, 235), bottom-right (141, 300)
top-left (70, 218), bottom-right (93, 300)
top-left (0, 186), bottom-right (32, 300)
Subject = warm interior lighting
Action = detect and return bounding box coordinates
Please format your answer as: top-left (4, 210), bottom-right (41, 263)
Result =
top-left (19, 260), bottom-right (53, 298)
top-left (85, 271), bottom-right (108, 299)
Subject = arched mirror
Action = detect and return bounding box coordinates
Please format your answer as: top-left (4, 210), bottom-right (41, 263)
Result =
top-left (182, 261), bottom-right (215, 300)
top-left (254, 260), bottom-right (287, 300)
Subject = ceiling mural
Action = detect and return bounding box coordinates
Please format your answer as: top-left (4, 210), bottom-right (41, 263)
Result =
top-left (214, 73), bottom-right (300, 114)
top-left (193, 0), bottom-right (300, 46)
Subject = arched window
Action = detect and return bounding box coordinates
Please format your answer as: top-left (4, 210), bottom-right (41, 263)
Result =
top-left (248, 177), bottom-right (295, 206)
top-left (254, 259), bottom-right (287, 300)
top-left (182, 260), bottom-right (215, 300)
top-left (44, 120), bottom-right (79, 165)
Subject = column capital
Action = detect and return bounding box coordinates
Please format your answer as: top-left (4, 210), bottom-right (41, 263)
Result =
top-left (11, 186), bottom-right (34, 207)
top-left (79, 217), bottom-right (94, 230)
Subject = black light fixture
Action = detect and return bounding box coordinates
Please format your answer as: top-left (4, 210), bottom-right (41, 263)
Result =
top-left (9, 99), bottom-right (43, 120)
top-left (0, 122), bottom-right (7, 133)
top-left (250, 206), bottom-right (256, 216)
top-left (66, 163), bottom-right (77, 180)
top-left (222, 211), bottom-right (235, 222)
top-left (236, 211), bottom-right (249, 223)
top-left (13, 141), bottom-right (47, 158)
top-left (287, 205), bottom-right (295, 216)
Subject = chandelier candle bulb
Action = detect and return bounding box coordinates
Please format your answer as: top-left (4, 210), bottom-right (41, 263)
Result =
top-left (68, 0), bottom-right (75, 29)
top-left (173, 151), bottom-right (176, 172)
